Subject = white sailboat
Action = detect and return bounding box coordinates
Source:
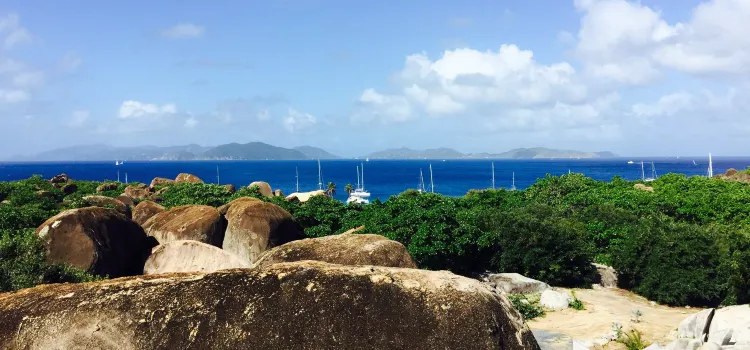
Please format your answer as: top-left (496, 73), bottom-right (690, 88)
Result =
top-left (417, 169), bottom-right (426, 193)
top-left (707, 153), bottom-right (714, 178)
top-left (693, 160), bottom-right (697, 166)
top-left (295, 166), bottom-right (300, 193)
top-left (347, 163), bottom-right (371, 204)
top-left (491, 161), bottom-right (496, 190)
top-left (641, 161), bottom-right (657, 182)
top-left (510, 172), bottom-right (516, 191)
top-left (430, 163), bottom-right (435, 193)
top-left (317, 159), bottom-right (323, 191)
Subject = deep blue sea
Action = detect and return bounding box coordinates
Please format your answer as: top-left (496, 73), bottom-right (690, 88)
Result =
top-left (1, 158), bottom-right (749, 202)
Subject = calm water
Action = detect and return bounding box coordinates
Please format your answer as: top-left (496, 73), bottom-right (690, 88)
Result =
top-left (1, 158), bottom-right (748, 202)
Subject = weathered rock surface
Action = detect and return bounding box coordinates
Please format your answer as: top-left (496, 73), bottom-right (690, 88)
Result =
top-left (49, 173), bottom-right (69, 184)
top-left (274, 189), bottom-right (284, 197)
top-left (34, 207), bottom-right (153, 277)
top-left (540, 289), bottom-right (573, 311)
top-left (677, 308), bottom-right (714, 341)
top-left (709, 305), bottom-right (750, 345)
top-left (143, 240), bottom-right (250, 274)
top-left (217, 196), bottom-right (262, 216)
top-left (286, 190), bottom-right (326, 203)
top-left (0, 261), bottom-right (540, 350)
top-left (142, 205), bottom-right (225, 246)
top-left (175, 173), bottom-right (203, 184)
top-left (149, 177), bottom-right (175, 188)
top-left (254, 231), bottom-right (417, 269)
top-left (634, 183), bottom-right (655, 192)
top-left (116, 194), bottom-right (137, 208)
top-left (61, 183), bottom-right (78, 195)
top-left (481, 273), bottom-right (550, 294)
top-left (96, 182), bottom-right (119, 192)
top-left (123, 185), bottom-right (151, 200)
top-left (592, 263), bottom-right (618, 288)
top-left (132, 201), bottom-right (165, 226)
top-left (249, 181), bottom-right (273, 197)
top-left (224, 184), bottom-right (236, 194)
top-left (82, 195), bottom-right (131, 218)
top-left (223, 199), bottom-right (302, 263)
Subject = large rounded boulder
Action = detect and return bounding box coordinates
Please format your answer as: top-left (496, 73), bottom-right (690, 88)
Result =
top-left (142, 205), bottom-right (225, 246)
top-left (82, 195), bottom-right (131, 218)
top-left (124, 185), bottom-right (151, 201)
top-left (143, 240), bottom-right (250, 275)
top-left (175, 173), bottom-right (203, 184)
top-left (132, 200), bottom-right (165, 226)
top-left (254, 230), bottom-right (417, 269)
top-left (217, 196), bottom-right (262, 215)
top-left (249, 181), bottom-right (273, 197)
top-left (34, 207), bottom-right (153, 278)
top-left (222, 199), bottom-right (303, 263)
top-left (0, 261), bottom-right (540, 350)
top-left (149, 177), bottom-right (175, 188)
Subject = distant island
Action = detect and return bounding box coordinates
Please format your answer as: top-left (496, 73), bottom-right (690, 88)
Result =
top-left (362, 147), bottom-right (617, 160)
top-left (8, 143), bottom-right (615, 161)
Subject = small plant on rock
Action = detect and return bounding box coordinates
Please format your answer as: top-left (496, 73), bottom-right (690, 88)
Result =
top-left (617, 328), bottom-right (647, 350)
top-left (507, 293), bottom-right (545, 320)
top-left (569, 290), bottom-right (585, 310)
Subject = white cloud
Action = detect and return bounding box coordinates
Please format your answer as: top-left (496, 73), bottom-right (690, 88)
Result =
top-left (12, 71), bottom-right (43, 88)
top-left (118, 100), bottom-right (177, 119)
top-left (282, 108), bottom-right (317, 133)
top-left (353, 45), bottom-right (590, 127)
top-left (0, 58), bottom-right (23, 74)
top-left (0, 89), bottom-right (29, 104)
top-left (58, 52), bottom-right (82, 73)
top-left (256, 108), bottom-right (270, 121)
top-left (161, 23), bottom-right (205, 39)
top-left (184, 116), bottom-right (198, 128)
top-left (631, 92), bottom-right (694, 118)
top-left (574, 0), bottom-right (750, 84)
top-left (68, 110), bottom-right (89, 127)
top-left (0, 13), bottom-right (32, 49)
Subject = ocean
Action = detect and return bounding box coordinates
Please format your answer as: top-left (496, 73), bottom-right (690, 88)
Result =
top-left (1, 158), bottom-right (748, 202)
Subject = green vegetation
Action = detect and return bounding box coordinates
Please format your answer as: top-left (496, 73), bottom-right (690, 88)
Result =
top-left (617, 329), bottom-right (647, 350)
top-left (569, 290), bottom-right (585, 310)
top-left (1, 171), bottom-right (749, 309)
top-left (507, 294), bottom-right (545, 320)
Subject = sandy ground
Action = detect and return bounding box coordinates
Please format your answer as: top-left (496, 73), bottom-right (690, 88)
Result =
top-left (528, 287), bottom-right (701, 349)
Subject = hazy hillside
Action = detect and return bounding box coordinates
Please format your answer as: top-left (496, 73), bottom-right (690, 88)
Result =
top-left (202, 142), bottom-right (307, 160)
top-left (365, 147), bottom-right (464, 159)
top-left (294, 146), bottom-right (341, 159)
top-left (466, 147), bottom-right (617, 159)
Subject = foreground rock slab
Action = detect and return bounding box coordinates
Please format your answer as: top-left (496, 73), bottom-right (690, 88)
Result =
top-left (143, 240), bottom-right (250, 274)
top-left (0, 261), bottom-right (539, 350)
top-left (132, 200), bottom-right (165, 226)
top-left (482, 273), bottom-right (551, 294)
top-left (35, 207), bottom-right (152, 278)
top-left (253, 231), bottom-right (417, 269)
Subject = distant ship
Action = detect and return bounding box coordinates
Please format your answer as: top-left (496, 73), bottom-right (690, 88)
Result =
top-left (346, 163), bottom-right (371, 205)
top-left (627, 160), bottom-right (634, 164)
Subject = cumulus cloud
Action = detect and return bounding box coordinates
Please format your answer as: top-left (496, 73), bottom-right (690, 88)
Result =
top-left (0, 13), bottom-right (32, 49)
top-left (161, 23), bottom-right (205, 39)
top-left (184, 116), bottom-right (198, 128)
top-left (118, 100), bottom-right (177, 119)
top-left (631, 92), bottom-right (694, 118)
top-left (282, 108), bottom-right (317, 133)
top-left (68, 110), bottom-right (89, 127)
top-left (58, 52), bottom-right (82, 73)
top-left (0, 89), bottom-right (29, 104)
top-left (352, 45), bottom-right (592, 131)
top-left (574, 0), bottom-right (750, 84)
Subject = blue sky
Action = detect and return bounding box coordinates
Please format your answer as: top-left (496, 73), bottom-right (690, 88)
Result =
top-left (0, 0), bottom-right (748, 158)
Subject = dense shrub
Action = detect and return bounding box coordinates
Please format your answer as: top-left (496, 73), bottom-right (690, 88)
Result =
top-left (611, 216), bottom-right (724, 306)
top-left (478, 204), bottom-right (597, 287)
top-left (507, 294), bottom-right (545, 320)
top-left (160, 183), bottom-right (237, 208)
top-left (0, 229), bottom-right (100, 293)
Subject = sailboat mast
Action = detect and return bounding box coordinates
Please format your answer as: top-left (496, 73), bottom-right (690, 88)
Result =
top-left (216, 165), bottom-right (220, 185)
top-left (641, 161), bottom-right (645, 181)
top-left (708, 153), bottom-right (713, 178)
top-left (361, 162), bottom-right (365, 190)
top-left (429, 164), bottom-right (434, 193)
top-left (511, 172), bottom-right (516, 190)
top-left (491, 161), bottom-right (495, 190)
top-left (419, 169), bottom-right (424, 192)
top-left (317, 159), bottom-right (322, 190)
top-left (117, 170), bottom-right (120, 183)
top-left (296, 166), bottom-right (299, 192)
top-left (356, 166), bottom-right (360, 189)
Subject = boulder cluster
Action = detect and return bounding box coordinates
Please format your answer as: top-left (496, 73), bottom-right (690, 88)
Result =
top-left (0, 173), bottom-right (541, 349)
top-left (659, 306), bottom-right (750, 349)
